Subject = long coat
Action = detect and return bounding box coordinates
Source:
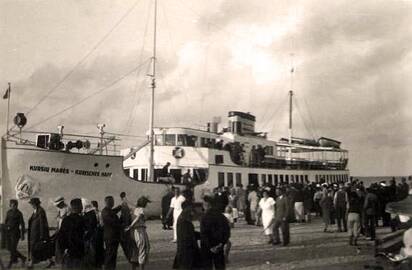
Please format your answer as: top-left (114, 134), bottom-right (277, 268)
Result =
top-left (173, 216), bottom-right (201, 269)
top-left (28, 207), bottom-right (50, 250)
top-left (28, 206), bottom-right (52, 263)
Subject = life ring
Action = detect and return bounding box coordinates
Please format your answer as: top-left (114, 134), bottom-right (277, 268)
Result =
top-left (173, 147), bottom-right (185, 159)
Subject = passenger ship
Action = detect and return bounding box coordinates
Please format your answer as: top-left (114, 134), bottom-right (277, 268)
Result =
top-left (0, 1), bottom-right (349, 223)
top-left (122, 108), bottom-right (350, 202)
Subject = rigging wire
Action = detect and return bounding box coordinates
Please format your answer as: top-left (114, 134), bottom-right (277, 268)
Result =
top-left (155, 67), bottom-right (180, 126)
top-left (25, 57), bottom-right (152, 130)
top-left (158, 1), bottom-right (192, 109)
top-left (259, 87), bottom-right (284, 129)
top-left (294, 97), bottom-right (316, 140)
top-left (261, 92), bottom-right (289, 132)
top-left (301, 95), bottom-right (320, 139)
top-left (125, 62), bottom-right (153, 134)
top-left (25, 0), bottom-right (142, 116)
top-left (124, 0), bottom-right (153, 134)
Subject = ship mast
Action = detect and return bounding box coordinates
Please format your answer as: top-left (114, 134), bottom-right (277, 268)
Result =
top-left (288, 55), bottom-right (294, 160)
top-left (148, 0), bottom-right (157, 182)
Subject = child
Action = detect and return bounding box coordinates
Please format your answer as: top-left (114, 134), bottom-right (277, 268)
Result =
top-left (223, 206), bottom-right (233, 263)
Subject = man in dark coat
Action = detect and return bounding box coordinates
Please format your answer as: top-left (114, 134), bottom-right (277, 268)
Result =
top-left (101, 196), bottom-right (122, 270)
top-left (27, 198), bottom-right (54, 268)
top-left (214, 187), bottom-right (229, 213)
top-left (364, 188), bottom-right (379, 240)
top-left (162, 188), bottom-right (174, 230)
top-left (5, 199), bottom-right (26, 268)
top-left (200, 196), bottom-right (231, 270)
top-left (119, 192), bottom-right (132, 261)
top-left (173, 202), bottom-right (201, 270)
top-left (272, 188), bottom-right (290, 246)
top-left (58, 198), bottom-right (86, 269)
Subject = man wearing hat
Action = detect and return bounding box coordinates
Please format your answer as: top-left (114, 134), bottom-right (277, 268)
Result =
top-left (53, 196), bottom-right (70, 265)
top-left (27, 198), bottom-right (54, 268)
top-left (53, 196), bottom-right (69, 230)
top-left (5, 199), bottom-right (26, 268)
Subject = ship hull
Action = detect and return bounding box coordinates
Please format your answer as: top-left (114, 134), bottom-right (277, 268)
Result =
top-left (0, 139), bottom-right (172, 224)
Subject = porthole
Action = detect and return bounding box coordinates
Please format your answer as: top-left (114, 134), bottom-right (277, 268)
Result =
top-left (94, 163), bottom-right (98, 167)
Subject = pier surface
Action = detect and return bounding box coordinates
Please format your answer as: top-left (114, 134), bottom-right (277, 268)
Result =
top-left (3, 217), bottom-right (392, 269)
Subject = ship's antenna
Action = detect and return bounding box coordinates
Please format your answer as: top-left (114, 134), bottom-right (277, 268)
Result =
top-left (288, 53), bottom-right (294, 160)
top-left (148, 0), bottom-right (157, 182)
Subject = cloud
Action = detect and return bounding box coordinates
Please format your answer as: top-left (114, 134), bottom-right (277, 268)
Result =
top-left (1, 0), bottom-right (411, 176)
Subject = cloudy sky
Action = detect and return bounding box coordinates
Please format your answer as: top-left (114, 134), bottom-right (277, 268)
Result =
top-left (0, 0), bottom-right (411, 176)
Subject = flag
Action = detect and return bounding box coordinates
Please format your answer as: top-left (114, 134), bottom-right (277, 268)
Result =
top-left (2, 87), bottom-right (10, 99)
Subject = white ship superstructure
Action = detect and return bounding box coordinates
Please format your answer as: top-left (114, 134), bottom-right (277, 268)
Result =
top-left (122, 111), bottom-right (349, 202)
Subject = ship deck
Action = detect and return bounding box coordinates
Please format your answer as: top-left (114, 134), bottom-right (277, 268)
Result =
top-left (2, 216), bottom-right (394, 270)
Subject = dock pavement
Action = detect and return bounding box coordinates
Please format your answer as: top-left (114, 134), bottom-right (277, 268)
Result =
top-left (1, 216), bottom-right (393, 269)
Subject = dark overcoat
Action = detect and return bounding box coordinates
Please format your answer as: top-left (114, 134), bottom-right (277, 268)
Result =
top-left (173, 216), bottom-right (201, 269)
top-left (28, 206), bottom-right (50, 249)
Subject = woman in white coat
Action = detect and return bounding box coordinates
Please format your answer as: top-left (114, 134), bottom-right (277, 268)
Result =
top-left (258, 190), bottom-right (276, 244)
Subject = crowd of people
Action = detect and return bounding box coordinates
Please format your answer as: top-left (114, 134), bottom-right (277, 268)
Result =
top-left (3, 176), bottom-right (412, 270)
top-left (3, 187), bottom-right (232, 270)
top-left (4, 192), bottom-right (152, 270)
top-left (189, 176), bottom-right (412, 251)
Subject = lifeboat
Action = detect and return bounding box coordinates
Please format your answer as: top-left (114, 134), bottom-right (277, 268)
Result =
top-left (318, 137), bottom-right (341, 148)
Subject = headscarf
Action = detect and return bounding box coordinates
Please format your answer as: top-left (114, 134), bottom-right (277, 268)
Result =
top-left (81, 198), bottom-right (94, 213)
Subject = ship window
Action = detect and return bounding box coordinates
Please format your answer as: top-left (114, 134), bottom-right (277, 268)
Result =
top-left (305, 175), bottom-right (308, 183)
top-left (193, 168), bottom-right (207, 184)
top-left (235, 173), bottom-right (242, 186)
top-left (261, 174), bottom-right (266, 185)
top-left (280, 175), bottom-right (284, 184)
top-left (154, 169), bottom-right (162, 182)
top-left (248, 173), bottom-right (258, 186)
top-left (201, 137), bottom-right (215, 148)
top-left (215, 155), bottom-right (224, 164)
top-left (297, 175), bottom-right (301, 183)
top-left (227, 173), bottom-right (234, 187)
top-left (177, 134), bottom-right (197, 147)
top-left (133, 169), bottom-right (139, 180)
top-left (124, 168), bottom-right (130, 177)
top-left (170, 169), bottom-right (182, 184)
top-left (141, 169), bottom-right (147, 181)
top-left (285, 175), bottom-right (289, 184)
top-left (164, 134), bottom-right (176, 146)
top-left (265, 146), bottom-right (274, 156)
top-left (274, 175), bottom-right (278, 185)
top-left (268, 175), bottom-right (273, 185)
top-left (218, 172), bottom-right (225, 187)
top-left (155, 135), bottom-right (163, 146)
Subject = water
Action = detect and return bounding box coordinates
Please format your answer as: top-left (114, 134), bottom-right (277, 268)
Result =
top-left (353, 176), bottom-right (406, 187)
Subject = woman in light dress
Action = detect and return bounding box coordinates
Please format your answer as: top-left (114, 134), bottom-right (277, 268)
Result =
top-left (258, 190), bottom-right (276, 244)
top-left (125, 196), bottom-right (151, 270)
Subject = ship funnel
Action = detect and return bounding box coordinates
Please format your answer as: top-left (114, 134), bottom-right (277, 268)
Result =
top-left (207, 116), bottom-right (221, 133)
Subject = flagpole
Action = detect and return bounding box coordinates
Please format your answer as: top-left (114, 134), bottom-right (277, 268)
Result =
top-left (6, 83), bottom-right (11, 138)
